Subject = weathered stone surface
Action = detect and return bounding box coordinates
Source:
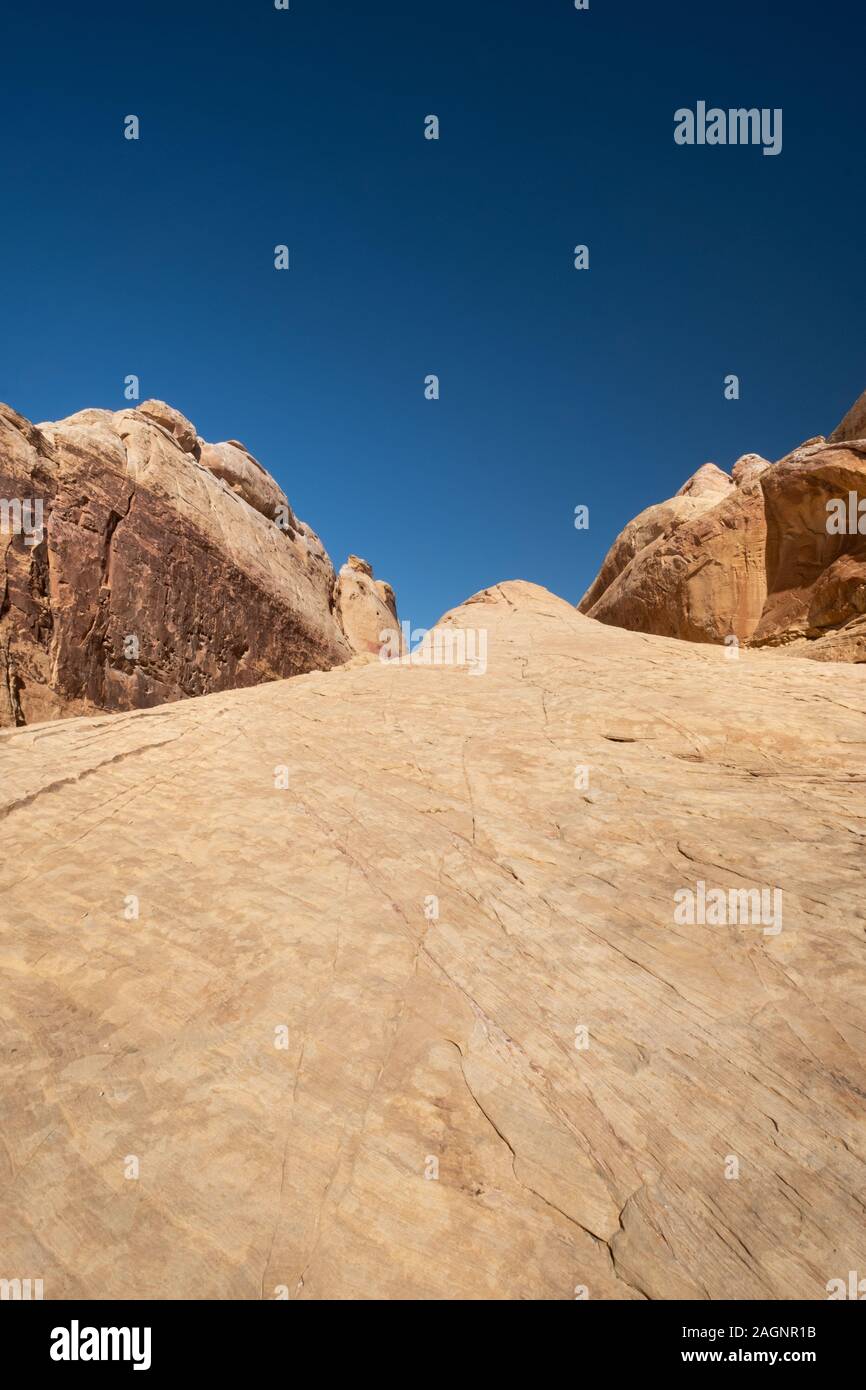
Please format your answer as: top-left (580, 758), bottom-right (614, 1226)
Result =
top-left (751, 443), bottom-right (866, 655)
top-left (0, 581), bottom-right (863, 1299)
top-left (829, 388), bottom-right (866, 444)
top-left (578, 464), bottom-right (731, 620)
top-left (580, 469), bottom-right (769, 647)
top-left (198, 439), bottom-right (295, 527)
top-left (731, 452), bottom-right (771, 487)
top-left (677, 461), bottom-right (733, 500)
top-left (0, 401), bottom-right (398, 725)
top-left (136, 399), bottom-right (199, 455)
top-left (334, 554), bottom-right (400, 657)
top-left (579, 398), bottom-right (866, 661)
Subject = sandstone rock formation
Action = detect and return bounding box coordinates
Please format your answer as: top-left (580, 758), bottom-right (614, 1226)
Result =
top-left (829, 387), bottom-right (866, 445)
top-left (578, 462), bottom-right (737, 622)
top-left (333, 554), bottom-right (401, 657)
top-left (0, 401), bottom-right (397, 725)
top-left (579, 392), bottom-right (866, 661)
top-left (1, 582), bottom-right (863, 1299)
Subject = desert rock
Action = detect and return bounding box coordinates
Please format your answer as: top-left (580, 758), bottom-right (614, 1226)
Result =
top-left (333, 554), bottom-right (401, 657)
top-left (579, 391), bottom-right (866, 661)
top-left (829, 388), bottom-right (866, 445)
top-left (0, 401), bottom-right (398, 726)
top-left (578, 464), bottom-right (733, 620)
top-left (0, 582), bottom-right (863, 1299)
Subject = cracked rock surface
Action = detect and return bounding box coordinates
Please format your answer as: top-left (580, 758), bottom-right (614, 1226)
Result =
top-left (0, 400), bottom-right (395, 727)
top-left (0, 581), bottom-right (864, 1299)
top-left (579, 390), bottom-right (866, 663)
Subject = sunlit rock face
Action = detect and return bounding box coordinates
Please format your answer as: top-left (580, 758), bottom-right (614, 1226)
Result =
top-left (0, 581), bottom-right (863, 1298)
top-left (579, 390), bottom-right (866, 662)
top-left (333, 554), bottom-right (401, 658)
top-left (0, 399), bottom-right (397, 725)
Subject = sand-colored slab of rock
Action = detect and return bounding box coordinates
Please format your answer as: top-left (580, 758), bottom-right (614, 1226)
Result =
top-left (0, 582), bottom-right (863, 1299)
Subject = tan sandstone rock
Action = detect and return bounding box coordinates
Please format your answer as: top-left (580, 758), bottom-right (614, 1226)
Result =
top-left (0, 581), bottom-right (863, 1299)
top-left (0, 401), bottom-right (398, 725)
top-left (579, 391), bottom-right (866, 661)
top-left (333, 554), bottom-right (401, 657)
top-left (829, 388), bottom-right (866, 445)
top-left (578, 464), bottom-right (732, 619)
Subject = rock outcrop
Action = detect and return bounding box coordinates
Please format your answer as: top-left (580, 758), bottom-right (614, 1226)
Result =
top-left (829, 387), bottom-right (866, 445)
top-left (333, 554), bottom-right (401, 657)
top-left (0, 400), bottom-right (397, 725)
top-left (1, 582), bottom-right (863, 1299)
top-left (579, 391), bottom-right (866, 661)
top-left (578, 462), bottom-right (737, 622)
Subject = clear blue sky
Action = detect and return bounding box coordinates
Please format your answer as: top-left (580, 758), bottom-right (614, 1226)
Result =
top-left (1, 0), bottom-right (863, 630)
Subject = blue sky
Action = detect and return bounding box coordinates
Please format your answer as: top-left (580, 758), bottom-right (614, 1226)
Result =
top-left (1, 0), bottom-right (863, 629)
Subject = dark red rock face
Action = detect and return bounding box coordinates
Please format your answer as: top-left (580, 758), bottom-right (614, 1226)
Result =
top-left (0, 402), bottom-right (364, 727)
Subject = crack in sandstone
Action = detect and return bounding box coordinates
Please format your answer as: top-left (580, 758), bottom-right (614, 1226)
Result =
top-left (445, 1039), bottom-right (650, 1300)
